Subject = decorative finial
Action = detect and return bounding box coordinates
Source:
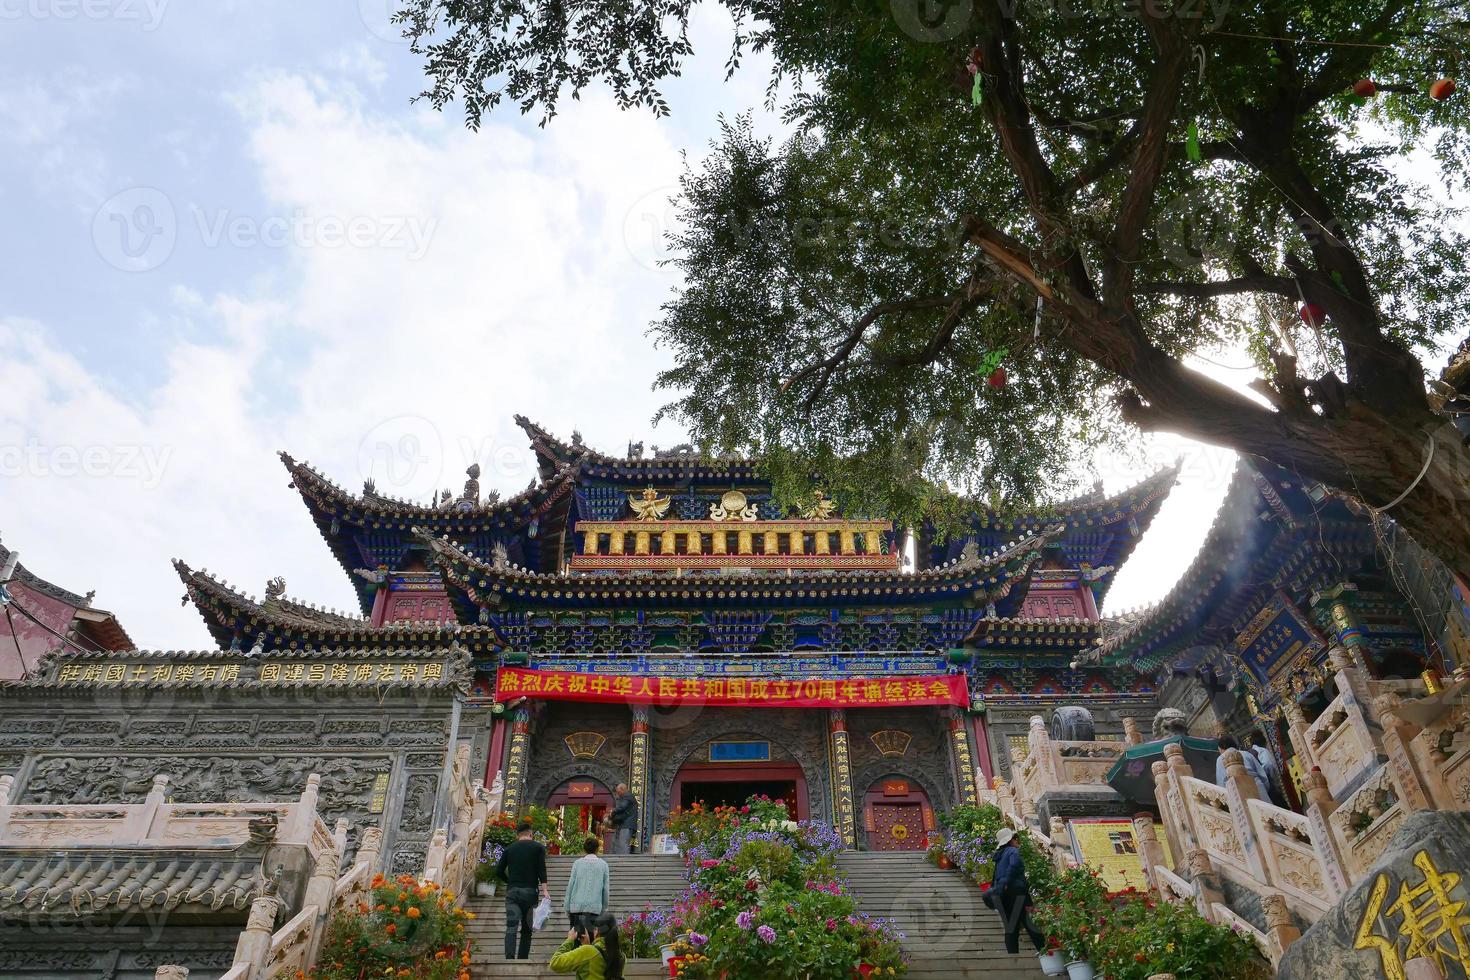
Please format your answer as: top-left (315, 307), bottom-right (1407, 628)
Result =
top-left (264, 577), bottom-right (286, 602)
top-left (800, 490), bottom-right (836, 520)
top-left (629, 486), bottom-right (672, 521)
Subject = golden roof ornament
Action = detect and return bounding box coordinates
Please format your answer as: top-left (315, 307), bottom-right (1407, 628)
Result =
top-left (800, 490), bottom-right (836, 520)
top-left (628, 486), bottom-right (671, 521)
top-left (710, 489), bottom-right (759, 521)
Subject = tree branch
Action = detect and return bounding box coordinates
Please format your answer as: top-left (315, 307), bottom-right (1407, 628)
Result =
top-left (780, 292), bottom-right (971, 408)
top-left (1136, 275), bottom-right (1297, 300)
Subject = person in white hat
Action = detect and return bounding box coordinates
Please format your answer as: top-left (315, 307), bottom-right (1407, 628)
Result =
top-left (989, 827), bottom-right (1047, 955)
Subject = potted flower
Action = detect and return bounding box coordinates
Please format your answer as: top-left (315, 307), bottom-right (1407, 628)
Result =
top-left (1037, 937), bottom-right (1066, 976)
top-left (473, 851), bottom-right (502, 897)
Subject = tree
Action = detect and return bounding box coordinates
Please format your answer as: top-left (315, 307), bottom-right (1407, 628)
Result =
top-left (395, 0), bottom-right (1470, 571)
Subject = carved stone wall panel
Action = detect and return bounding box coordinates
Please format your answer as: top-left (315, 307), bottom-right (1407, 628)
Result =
top-left (20, 753), bottom-right (390, 826)
top-left (398, 773), bottom-right (438, 834)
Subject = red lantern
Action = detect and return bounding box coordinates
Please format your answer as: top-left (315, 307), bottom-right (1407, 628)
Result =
top-left (1300, 303), bottom-right (1327, 328)
top-left (987, 366), bottom-right (1007, 388)
top-left (1353, 79), bottom-right (1377, 98)
top-left (1430, 78), bottom-right (1456, 101)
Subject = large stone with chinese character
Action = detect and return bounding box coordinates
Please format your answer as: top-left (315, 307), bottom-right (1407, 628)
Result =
top-left (1278, 810), bottom-right (1470, 980)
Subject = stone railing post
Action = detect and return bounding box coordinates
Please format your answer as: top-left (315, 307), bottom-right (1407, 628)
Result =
top-left (424, 828), bottom-right (448, 882)
top-left (231, 894), bottom-right (279, 980)
top-left (333, 818), bottom-right (350, 856)
top-left (0, 773), bottom-right (14, 806)
top-left (125, 774), bottom-right (170, 842)
top-left (1028, 715), bottom-right (1060, 789)
top-left (994, 777), bottom-right (1017, 823)
top-left (1048, 817), bottom-right (1073, 871)
top-left (1262, 891), bottom-right (1301, 962)
top-left (1302, 767), bottom-right (1350, 900)
top-left (1123, 717), bottom-right (1143, 746)
top-left (290, 773), bottom-right (322, 842)
top-left (1185, 848), bottom-right (1225, 921)
top-left (1283, 701), bottom-right (1315, 775)
top-left (1220, 749), bottom-right (1269, 881)
top-left (1328, 644), bottom-right (1383, 755)
top-left (355, 826), bottom-right (384, 874)
top-left (302, 841), bottom-right (342, 964)
top-left (1373, 693), bottom-right (1442, 811)
top-left (154, 968), bottom-right (188, 980)
top-left (1133, 813), bottom-right (1168, 895)
top-left (1163, 744), bottom-right (1201, 853)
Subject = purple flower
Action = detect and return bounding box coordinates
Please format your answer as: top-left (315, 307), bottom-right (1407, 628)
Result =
top-left (757, 925), bottom-right (777, 944)
top-left (689, 932), bottom-right (708, 946)
top-left (736, 910), bottom-right (755, 930)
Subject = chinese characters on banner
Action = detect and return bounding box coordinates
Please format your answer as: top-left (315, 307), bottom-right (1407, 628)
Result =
top-left (52, 659), bottom-right (448, 686)
top-left (492, 667), bottom-right (966, 708)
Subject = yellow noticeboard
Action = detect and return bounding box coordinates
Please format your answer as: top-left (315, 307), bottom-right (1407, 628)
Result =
top-left (1067, 818), bottom-right (1173, 893)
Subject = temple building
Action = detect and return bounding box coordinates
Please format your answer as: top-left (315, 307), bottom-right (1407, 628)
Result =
top-left (3, 416), bottom-right (1466, 977)
top-left (0, 535), bottom-right (132, 679)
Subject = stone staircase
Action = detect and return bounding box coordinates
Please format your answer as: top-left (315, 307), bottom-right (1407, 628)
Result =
top-left (835, 852), bottom-right (1047, 979)
top-left (465, 852), bottom-right (1046, 979)
top-left (465, 854), bottom-right (686, 976)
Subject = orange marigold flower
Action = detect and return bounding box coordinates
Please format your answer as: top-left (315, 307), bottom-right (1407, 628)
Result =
top-left (391, 906), bottom-right (402, 914)
top-left (375, 904), bottom-right (387, 912)
top-left (385, 923), bottom-right (397, 935)
top-left (407, 907), bottom-right (422, 919)
top-left (435, 951), bottom-right (449, 960)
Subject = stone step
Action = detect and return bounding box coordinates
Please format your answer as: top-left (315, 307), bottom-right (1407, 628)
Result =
top-left (466, 853), bottom-right (1046, 978)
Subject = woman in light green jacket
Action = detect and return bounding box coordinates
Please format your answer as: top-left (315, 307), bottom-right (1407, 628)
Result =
top-left (548, 912), bottom-right (624, 980)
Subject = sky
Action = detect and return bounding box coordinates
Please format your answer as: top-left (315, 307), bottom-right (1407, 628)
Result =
top-left (0, 1), bottom-right (1246, 646)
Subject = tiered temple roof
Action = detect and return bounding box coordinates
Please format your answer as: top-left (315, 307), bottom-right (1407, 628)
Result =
top-left (421, 526), bottom-right (1057, 614)
top-left (916, 463), bottom-right (1180, 599)
top-left (280, 451), bottom-right (580, 610)
top-left (1083, 462), bottom-right (1385, 695)
top-left (0, 537), bottom-right (132, 679)
top-left (174, 559), bottom-right (501, 655)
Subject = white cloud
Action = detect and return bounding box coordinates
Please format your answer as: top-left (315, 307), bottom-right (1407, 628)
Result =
top-left (1, 48), bottom-right (1251, 648)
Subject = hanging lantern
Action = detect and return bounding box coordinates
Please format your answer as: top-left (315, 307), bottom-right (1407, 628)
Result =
top-left (1300, 303), bottom-right (1327, 328)
top-left (1430, 78), bottom-right (1457, 101)
top-left (987, 366), bottom-right (1007, 388)
top-left (1352, 78), bottom-right (1377, 98)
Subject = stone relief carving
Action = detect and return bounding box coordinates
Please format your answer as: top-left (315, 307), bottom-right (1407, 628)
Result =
top-left (525, 760), bottom-right (629, 811)
top-left (20, 754), bottom-right (392, 841)
top-left (398, 773), bottom-right (438, 834)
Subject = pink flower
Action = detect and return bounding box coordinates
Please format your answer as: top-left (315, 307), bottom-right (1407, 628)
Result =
top-left (826, 918), bottom-right (837, 931)
top-left (757, 925), bottom-right (777, 944)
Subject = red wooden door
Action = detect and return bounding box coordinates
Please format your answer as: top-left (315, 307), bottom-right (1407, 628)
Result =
top-left (870, 803), bottom-right (925, 852)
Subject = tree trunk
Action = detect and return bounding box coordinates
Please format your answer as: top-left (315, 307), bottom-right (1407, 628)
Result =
top-left (1122, 357), bottom-right (1470, 579)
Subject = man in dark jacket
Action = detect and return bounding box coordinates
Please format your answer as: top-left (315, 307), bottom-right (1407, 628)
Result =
top-left (608, 783), bottom-right (637, 854)
top-left (990, 828), bottom-right (1047, 955)
top-left (496, 820), bottom-right (549, 959)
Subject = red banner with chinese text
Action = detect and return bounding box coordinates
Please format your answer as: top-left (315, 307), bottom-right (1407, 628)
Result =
top-left (493, 667), bottom-right (965, 709)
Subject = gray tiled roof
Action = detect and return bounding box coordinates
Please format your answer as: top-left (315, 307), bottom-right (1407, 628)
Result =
top-left (0, 851), bottom-right (259, 914)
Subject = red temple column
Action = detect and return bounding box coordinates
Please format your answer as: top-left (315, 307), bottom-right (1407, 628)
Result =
top-left (485, 710), bottom-right (507, 790)
top-left (970, 711), bottom-right (995, 787)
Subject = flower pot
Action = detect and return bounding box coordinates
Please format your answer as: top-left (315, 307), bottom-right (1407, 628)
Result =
top-left (474, 881), bottom-right (497, 897)
top-left (854, 965), bottom-right (875, 978)
top-left (1065, 961), bottom-right (1095, 980)
top-left (667, 956), bottom-right (685, 978)
top-left (1037, 950), bottom-right (1067, 976)
top-left (937, 855), bottom-right (954, 870)
top-left (660, 943), bottom-right (680, 967)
